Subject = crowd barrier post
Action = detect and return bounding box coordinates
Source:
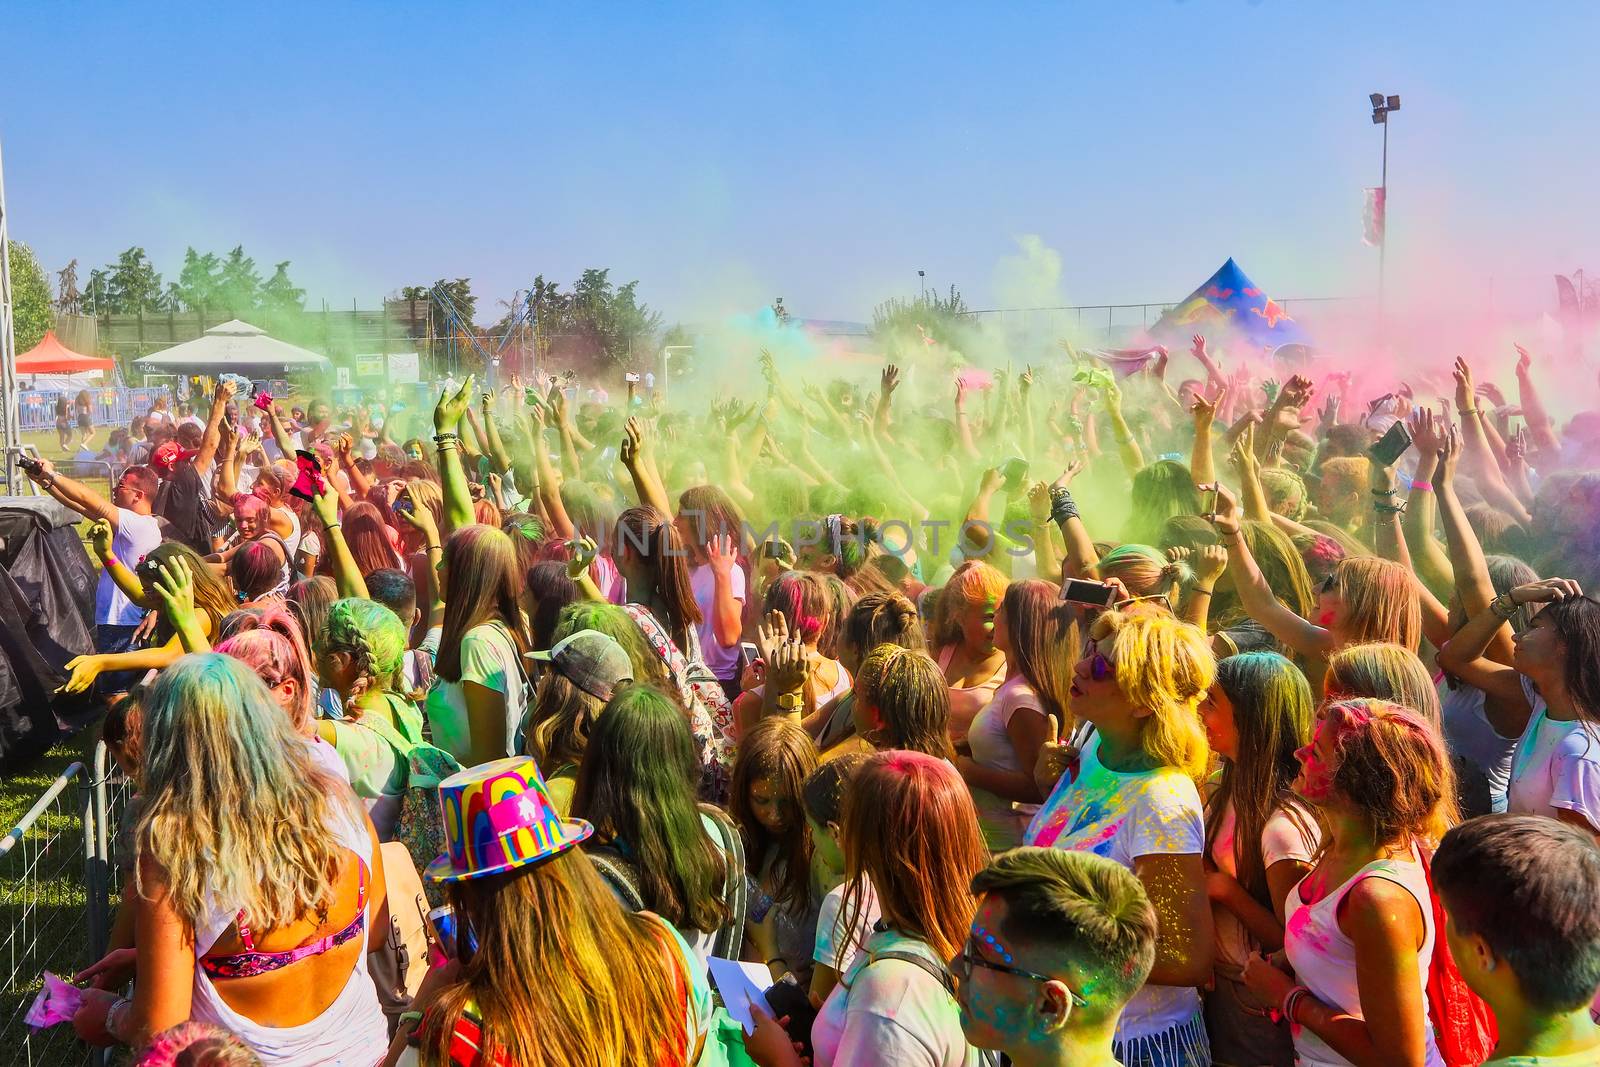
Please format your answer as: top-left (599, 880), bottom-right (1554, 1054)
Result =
top-left (0, 760), bottom-right (102, 1066)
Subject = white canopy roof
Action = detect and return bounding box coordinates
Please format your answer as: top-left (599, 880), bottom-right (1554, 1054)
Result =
top-left (135, 319), bottom-right (331, 372)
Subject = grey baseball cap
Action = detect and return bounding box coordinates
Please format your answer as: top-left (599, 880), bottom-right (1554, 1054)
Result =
top-left (526, 630), bottom-right (633, 701)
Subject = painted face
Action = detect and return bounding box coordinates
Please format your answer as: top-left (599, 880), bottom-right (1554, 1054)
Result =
top-left (748, 776), bottom-right (792, 835)
top-left (1315, 575), bottom-right (1345, 632)
top-left (235, 509), bottom-right (262, 540)
top-left (1068, 635), bottom-right (1122, 726)
top-left (111, 474), bottom-right (144, 509)
top-left (805, 814), bottom-right (843, 875)
top-left (405, 443), bottom-right (424, 461)
top-left (1511, 611), bottom-right (1565, 683)
top-left (1293, 717), bottom-right (1339, 801)
top-left (991, 602), bottom-right (1012, 657)
top-left (961, 597), bottom-right (998, 653)
top-left (1200, 684), bottom-right (1240, 761)
top-left (954, 896), bottom-right (1083, 1050)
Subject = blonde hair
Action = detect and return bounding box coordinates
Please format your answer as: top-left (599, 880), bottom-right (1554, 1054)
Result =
top-left (1095, 543), bottom-right (1187, 599)
top-left (933, 560), bottom-right (1008, 648)
top-left (1325, 643), bottom-right (1442, 730)
top-left (405, 478), bottom-right (444, 532)
top-left (134, 654), bottom-right (358, 931)
top-left (1329, 557), bottom-right (1422, 652)
top-left (1091, 610), bottom-right (1214, 780)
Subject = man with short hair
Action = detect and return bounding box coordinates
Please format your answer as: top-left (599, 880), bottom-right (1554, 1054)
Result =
top-left (954, 847), bottom-right (1156, 1067)
top-left (24, 459), bottom-right (162, 661)
top-left (1433, 815), bottom-right (1600, 1067)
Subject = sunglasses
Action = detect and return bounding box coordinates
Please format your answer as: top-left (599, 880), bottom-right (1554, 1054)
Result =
top-left (955, 933), bottom-right (1089, 1008)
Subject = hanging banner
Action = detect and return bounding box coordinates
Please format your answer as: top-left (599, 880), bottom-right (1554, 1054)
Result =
top-left (1363, 187), bottom-right (1386, 247)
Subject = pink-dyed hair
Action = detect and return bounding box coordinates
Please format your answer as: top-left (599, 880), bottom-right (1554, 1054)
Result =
top-left (232, 495), bottom-right (267, 523)
top-left (135, 1020), bottom-right (260, 1066)
top-left (214, 605), bottom-right (314, 734)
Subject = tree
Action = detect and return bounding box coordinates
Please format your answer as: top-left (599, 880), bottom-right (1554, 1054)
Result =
top-left (260, 261), bottom-right (306, 315)
top-left (217, 245), bottom-right (262, 315)
top-left (7, 241), bottom-right (53, 351)
top-left (174, 248), bottom-right (223, 311)
top-left (870, 284), bottom-right (973, 355)
top-left (104, 246), bottom-right (164, 314)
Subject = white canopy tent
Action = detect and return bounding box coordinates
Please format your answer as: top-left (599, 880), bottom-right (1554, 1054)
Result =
top-left (134, 319), bottom-right (331, 375)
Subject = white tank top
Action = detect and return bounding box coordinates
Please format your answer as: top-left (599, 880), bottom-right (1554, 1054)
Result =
top-left (1282, 844), bottom-right (1444, 1067)
top-left (187, 804), bottom-right (388, 1066)
top-left (279, 506), bottom-right (302, 559)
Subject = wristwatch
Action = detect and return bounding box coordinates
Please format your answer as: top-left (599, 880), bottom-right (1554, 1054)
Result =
top-left (775, 691), bottom-right (804, 711)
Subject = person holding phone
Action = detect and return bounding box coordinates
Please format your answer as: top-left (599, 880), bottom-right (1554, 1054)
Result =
top-left (22, 457), bottom-right (163, 675)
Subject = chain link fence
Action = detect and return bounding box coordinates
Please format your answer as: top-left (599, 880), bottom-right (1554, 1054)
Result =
top-left (1, 744), bottom-right (131, 1066)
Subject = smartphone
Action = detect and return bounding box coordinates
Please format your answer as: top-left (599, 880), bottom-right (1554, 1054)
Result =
top-left (740, 642), bottom-right (760, 669)
top-left (1060, 578), bottom-right (1116, 607)
top-left (1200, 485), bottom-right (1219, 517)
top-left (1367, 420), bottom-right (1414, 467)
top-left (1001, 457), bottom-right (1029, 494)
top-left (394, 497), bottom-right (415, 517)
top-left (288, 450), bottom-right (326, 502)
top-left (17, 455), bottom-right (44, 476)
top-left (624, 372), bottom-right (642, 384)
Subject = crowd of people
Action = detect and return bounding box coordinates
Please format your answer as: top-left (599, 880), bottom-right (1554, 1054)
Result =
top-left (22, 333), bottom-right (1600, 1066)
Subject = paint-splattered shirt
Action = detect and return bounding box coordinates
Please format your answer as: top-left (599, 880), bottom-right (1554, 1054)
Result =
top-left (1022, 733), bottom-right (1205, 1040)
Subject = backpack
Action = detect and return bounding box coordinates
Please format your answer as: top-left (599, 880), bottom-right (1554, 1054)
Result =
top-left (587, 805), bottom-right (747, 960)
top-left (360, 702), bottom-right (462, 902)
top-left (1419, 848), bottom-right (1498, 1066)
top-left (854, 943), bottom-right (1002, 1067)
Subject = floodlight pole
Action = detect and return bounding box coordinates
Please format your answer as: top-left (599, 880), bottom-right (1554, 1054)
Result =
top-left (1379, 115), bottom-right (1389, 331)
top-left (0, 138), bottom-right (20, 487)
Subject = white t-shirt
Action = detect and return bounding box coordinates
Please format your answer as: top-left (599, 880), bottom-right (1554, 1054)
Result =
top-left (97, 507), bottom-right (163, 626)
top-left (1507, 677), bottom-right (1600, 832)
top-left (813, 879), bottom-right (881, 975)
top-left (690, 563), bottom-right (745, 681)
top-left (811, 927), bottom-right (979, 1067)
top-left (1023, 734), bottom-right (1206, 1039)
top-left (966, 675), bottom-right (1044, 851)
top-left (1208, 798), bottom-right (1320, 970)
top-left (423, 622), bottom-right (528, 764)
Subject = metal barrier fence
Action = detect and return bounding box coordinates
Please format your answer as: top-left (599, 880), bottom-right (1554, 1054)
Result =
top-left (0, 744), bottom-right (131, 1066)
top-left (17, 388), bottom-right (169, 433)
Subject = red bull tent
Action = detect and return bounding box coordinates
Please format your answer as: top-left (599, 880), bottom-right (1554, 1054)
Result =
top-left (1149, 258), bottom-right (1310, 354)
top-left (15, 330), bottom-right (115, 376)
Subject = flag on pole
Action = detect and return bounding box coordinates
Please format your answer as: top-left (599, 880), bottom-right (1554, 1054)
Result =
top-left (1362, 187), bottom-right (1386, 247)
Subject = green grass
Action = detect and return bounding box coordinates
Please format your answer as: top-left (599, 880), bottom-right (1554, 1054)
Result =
top-left (4, 436), bottom-right (115, 1062)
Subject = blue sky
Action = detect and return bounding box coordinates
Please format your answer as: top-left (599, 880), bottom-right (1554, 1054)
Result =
top-left (4, 2), bottom-right (1597, 324)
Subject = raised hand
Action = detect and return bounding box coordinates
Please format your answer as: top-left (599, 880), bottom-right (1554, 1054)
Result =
top-left (706, 532), bottom-right (738, 579)
top-left (1190, 383), bottom-right (1226, 425)
top-left (765, 632), bottom-right (810, 697)
top-left (1408, 407), bottom-right (1446, 457)
top-left (311, 481), bottom-right (340, 529)
top-left (434, 374), bottom-right (476, 433)
top-left (1437, 423), bottom-right (1462, 486)
top-left (88, 519), bottom-right (114, 560)
top-left (1051, 459), bottom-right (1086, 491)
top-left (1191, 334), bottom-right (1209, 361)
top-left (1510, 577), bottom-right (1584, 605)
top-left (979, 466), bottom-right (1005, 496)
top-left (564, 536), bottom-right (599, 580)
top-left (151, 556), bottom-right (198, 628)
top-left (1514, 343), bottom-right (1533, 377)
top-left (1452, 358), bottom-right (1476, 412)
top-left (1032, 712), bottom-right (1079, 796)
top-left (880, 363), bottom-right (901, 397)
top-left (1198, 481), bottom-right (1242, 535)
top-left (1027, 481), bottom-right (1051, 523)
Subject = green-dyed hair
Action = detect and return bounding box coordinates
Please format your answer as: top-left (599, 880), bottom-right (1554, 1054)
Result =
top-left (1124, 459), bottom-right (1201, 546)
top-left (320, 598), bottom-right (411, 701)
top-left (971, 847), bottom-right (1157, 1020)
top-left (570, 685), bottom-right (729, 933)
top-left (1206, 653), bottom-right (1319, 905)
top-left (554, 602), bottom-right (678, 699)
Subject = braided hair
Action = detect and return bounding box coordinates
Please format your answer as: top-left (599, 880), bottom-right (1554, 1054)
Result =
top-left (319, 598), bottom-right (415, 708)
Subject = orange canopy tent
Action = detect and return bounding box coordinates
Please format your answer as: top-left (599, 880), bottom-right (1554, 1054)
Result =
top-left (16, 331), bottom-right (115, 375)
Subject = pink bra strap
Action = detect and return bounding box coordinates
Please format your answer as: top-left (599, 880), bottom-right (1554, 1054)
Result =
top-left (229, 857), bottom-right (367, 955)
